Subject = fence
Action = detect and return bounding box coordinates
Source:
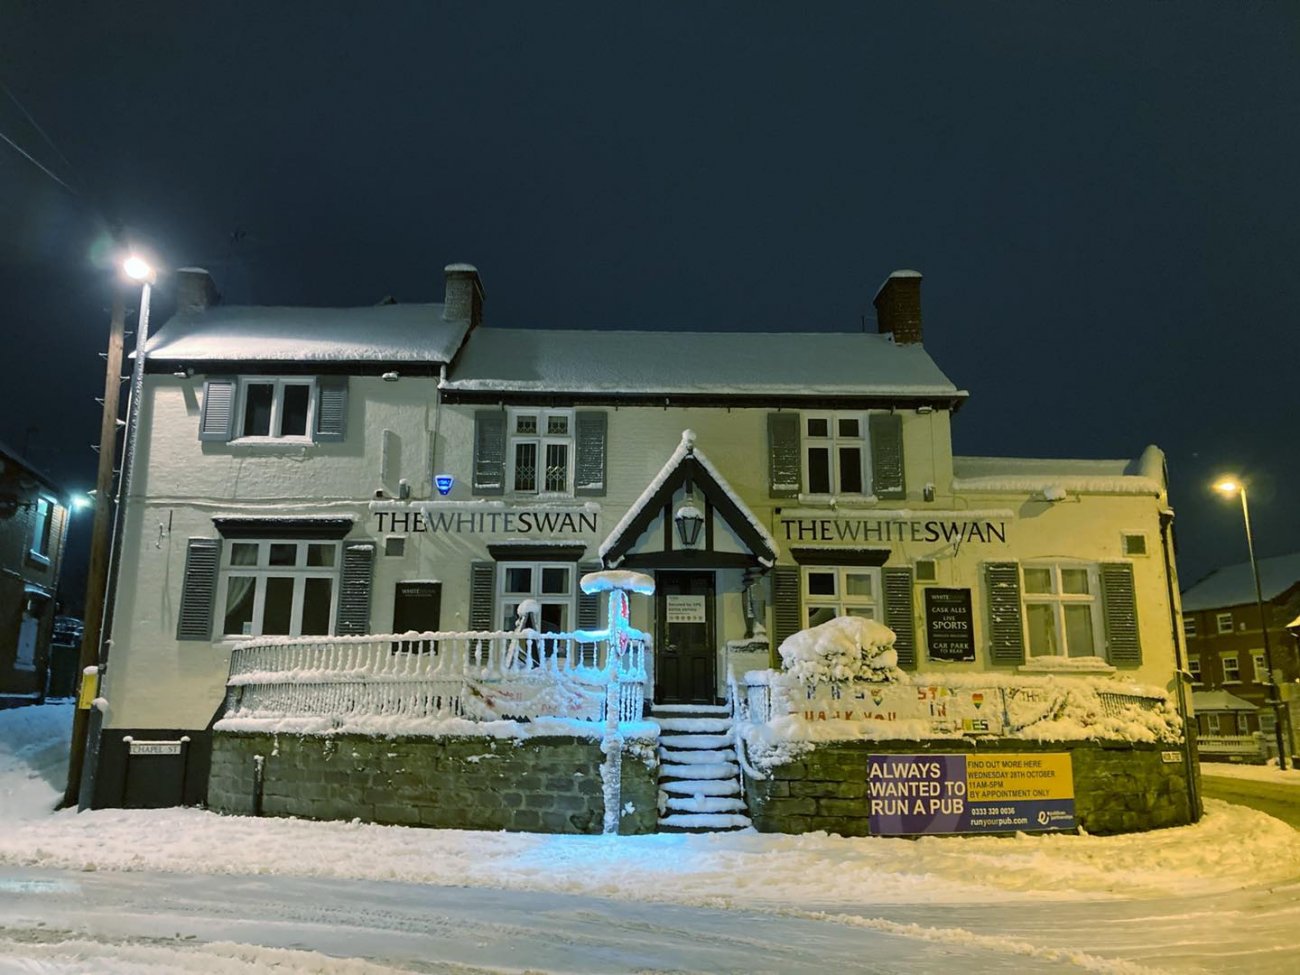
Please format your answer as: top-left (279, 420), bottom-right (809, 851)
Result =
top-left (223, 628), bottom-right (649, 726)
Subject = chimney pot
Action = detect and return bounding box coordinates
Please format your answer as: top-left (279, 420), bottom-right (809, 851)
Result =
top-left (175, 267), bottom-right (219, 314)
top-left (873, 269), bottom-right (923, 344)
top-left (443, 263), bottom-right (484, 328)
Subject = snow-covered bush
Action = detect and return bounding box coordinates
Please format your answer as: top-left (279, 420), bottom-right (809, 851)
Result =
top-left (777, 616), bottom-right (900, 684)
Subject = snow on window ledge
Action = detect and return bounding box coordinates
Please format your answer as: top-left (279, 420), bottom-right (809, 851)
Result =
top-left (228, 436), bottom-right (316, 449)
top-left (1018, 656), bottom-right (1117, 675)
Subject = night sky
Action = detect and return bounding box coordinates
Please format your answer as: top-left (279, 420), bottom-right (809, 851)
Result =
top-left (2, 2), bottom-right (1298, 613)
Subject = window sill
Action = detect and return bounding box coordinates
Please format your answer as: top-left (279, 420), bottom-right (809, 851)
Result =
top-left (1018, 656), bottom-right (1117, 675)
top-left (228, 436), bottom-right (317, 449)
top-left (26, 551), bottom-right (51, 568)
top-left (795, 493), bottom-right (880, 507)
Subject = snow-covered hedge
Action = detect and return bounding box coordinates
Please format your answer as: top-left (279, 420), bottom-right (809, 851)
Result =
top-left (777, 616), bottom-right (900, 684)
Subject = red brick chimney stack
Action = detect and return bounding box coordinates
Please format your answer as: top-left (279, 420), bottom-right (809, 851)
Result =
top-left (873, 269), bottom-right (923, 345)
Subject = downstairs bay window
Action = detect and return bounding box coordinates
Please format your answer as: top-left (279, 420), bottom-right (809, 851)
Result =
top-left (218, 540), bottom-right (340, 637)
top-left (802, 566), bottom-right (880, 627)
top-left (1022, 563), bottom-right (1102, 658)
top-left (497, 561), bottom-right (574, 632)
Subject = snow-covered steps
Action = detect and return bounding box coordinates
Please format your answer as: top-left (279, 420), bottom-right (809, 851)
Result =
top-left (652, 704), bottom-right (751, 833)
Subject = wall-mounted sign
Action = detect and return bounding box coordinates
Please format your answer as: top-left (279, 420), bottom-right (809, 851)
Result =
top-left (127, 740), bottom-right (183, 756)
top-left (374, 507), bottom-right (597, 537)
top-left (867, 752), bottom-right (1075, 836)
top-left (778, 517), bottom-right (1008, 545)
top-left (924, 587), bottom-right (976, 662)
top-left (665, 594), bottom-right (707, 624)
top-left (434, 475), bottom-right (454, 496)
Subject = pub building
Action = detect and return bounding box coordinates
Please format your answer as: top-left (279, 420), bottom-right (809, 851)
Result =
top-left (85, 263), bottom-right (1185, 814)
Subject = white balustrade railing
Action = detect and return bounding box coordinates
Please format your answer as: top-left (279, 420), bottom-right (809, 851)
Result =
top-left (224, 629), bottom-right (650, 725)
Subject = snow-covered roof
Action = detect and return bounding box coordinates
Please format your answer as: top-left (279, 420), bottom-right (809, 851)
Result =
top-left (145, 303), bottom-right (471, 364)
top-left (952, 445), bottom-right (1165, 496)
top-left (1191, 689), bottom-right (1258, 713)
top-left (443, 328), bottom-right (964, 399)
top-left (1180, 552), bottom-right (1300, 612)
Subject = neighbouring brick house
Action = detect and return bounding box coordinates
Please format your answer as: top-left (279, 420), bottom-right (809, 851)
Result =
top-left (1181, 552), bottom-right (1300, 753)
top-left (0, 441), bottom-right (72, 706)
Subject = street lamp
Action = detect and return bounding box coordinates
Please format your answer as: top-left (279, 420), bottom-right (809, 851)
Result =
top-left (1213, 476), bottom-right (1287, 770)
top-left (65, 255), bottom-right (157, 808)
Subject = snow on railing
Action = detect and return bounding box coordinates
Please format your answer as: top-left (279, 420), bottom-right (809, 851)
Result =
top-left (727, 671), bottom-right (767, 781)
top-left (224, 628), bottom-right (650, 725)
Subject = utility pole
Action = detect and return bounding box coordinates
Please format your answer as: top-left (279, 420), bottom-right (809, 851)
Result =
top-left (64, 287), bottom-right (125, 807)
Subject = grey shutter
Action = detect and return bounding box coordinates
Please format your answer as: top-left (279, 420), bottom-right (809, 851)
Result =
top-left (869, 413), bottom-right (905, 500)
top-left (883, 567), bottom-right (916, 669)
top-left (469, 561), bottom-right (496, 630)
top-left (472, 410), bottom-right (506, 496)
top-left (315, 377), bottom-right (349, 442)
top-left (984, 561), bottom-right (1025, 664)
top-left (176, 538), bottom-right (220, 640)
top-left (198, 379), bottom-right (237, 441)
top-left (768, 412), bottom-right (801, 498)
top-left (574, 411), bottom-right (607, 497)
top-left (334, 542), bottom-right (375, 635)
top-left (577, 561), bottom-right (602, 630)
top-left (1101, 562), bottom-right (1142, 665)
top-left (771, 565), bottom-right (802, 654)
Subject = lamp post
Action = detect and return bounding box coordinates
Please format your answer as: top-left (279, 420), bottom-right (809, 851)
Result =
top-left (65, 256), bottom-right (156, 808)
top-left (1213, 477), bottom-right (1287, 770)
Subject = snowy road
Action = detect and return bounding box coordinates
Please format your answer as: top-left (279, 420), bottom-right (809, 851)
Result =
top-left (0, 867), bottom-right (1078, 974)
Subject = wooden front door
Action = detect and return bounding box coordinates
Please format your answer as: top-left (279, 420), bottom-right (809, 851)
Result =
top-left (655, 571), bottom-right (716, 704)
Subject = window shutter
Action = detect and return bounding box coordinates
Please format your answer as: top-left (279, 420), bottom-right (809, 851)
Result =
top-left (472, 411), bottom-right (506, 496)
top-left (869, 413), bottom-right (905, 500)
top-left (315, 377), bottom-right (349, 442)
top-left (469, 561), bottom-right (496, 630)
top-left (771, 565), bottom-right (801, 653)
top-left (176, 538), bottom-right (220, 640)
top-left (1101, 562), bottom-right (1142, 665)
top-left (768, 412), bottom-right (801, 498)
top-left (984, 561), bottom-right (1025, 665)
top-left (574, 411), bottom-right (607, 497)
top-left (334, 542), bottom-right (375, 635)
top-left (198, 379), bottom-right (237, 442)
top-left (577, 561), bottom-right (602, 630)
top-left (883, 567), bottom-right (916, 669)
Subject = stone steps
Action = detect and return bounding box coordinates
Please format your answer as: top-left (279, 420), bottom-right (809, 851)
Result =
top-left (652, 705), bottom-right (751, 833)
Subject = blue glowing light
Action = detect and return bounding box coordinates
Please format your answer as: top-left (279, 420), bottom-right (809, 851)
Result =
top-left (434, 475), bottom-right (454, 496)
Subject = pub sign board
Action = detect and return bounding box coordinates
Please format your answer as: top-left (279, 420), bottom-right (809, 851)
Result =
top-left (924, 587), bottom-right (975, 662)
top-left (867, 752), bottom-right (1076, 836)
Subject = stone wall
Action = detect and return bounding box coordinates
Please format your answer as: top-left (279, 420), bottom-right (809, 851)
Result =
top-left (745, 738), bottom-right (1201, 836)
top-left (208, 732), bottom-right (659, 834)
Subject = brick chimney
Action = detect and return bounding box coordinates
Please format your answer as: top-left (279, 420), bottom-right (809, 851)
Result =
top-left (873, 269), bottom-right (923, 345)
top-left (443, 263), bottom-right (484, 328)
top-left (175, 267), bottom-right (219, 314)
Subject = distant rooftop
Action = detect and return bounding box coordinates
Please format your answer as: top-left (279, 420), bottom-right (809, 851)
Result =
top-left (442, 327), bottom-right (965, 399)
top-left (145, 303), bottom-right (471, 364)
top-left (1181, 552), bottom-right (1300, 612)
top-left (952, 446), bottom-right (1165, 496)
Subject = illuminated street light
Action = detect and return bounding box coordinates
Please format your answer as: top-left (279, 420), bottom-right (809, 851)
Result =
top-left (67, 255), bottom-right (160, 807)
top-left (1213, 476), bottom-right (1288, 770)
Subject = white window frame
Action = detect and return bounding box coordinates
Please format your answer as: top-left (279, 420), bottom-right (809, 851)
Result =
top-left (1216, 612), bottom-right (1234, 635)
top-left (1188, 655), bottom-right (1201, 684)
top-left (1222, 653), bottom-right (1240, 684)
top-left (507, 408), bottom-right (575, 496)
top-left (1206, 712), bottom-right (1221, 735)
top-left (216, 539), bottom-right (341, 637)
top-left (28, 496), bottom-right (55, 563)
top-left (234, 378), bottom-right (317, 442)
top-left (1021, 561), bottom-right (1105, 659)
top-left (496, 561), bottom-right (576, 633)
top-left (1252, 650), bottom-right (1269, 684)
top-left (802, 566), bottom-right (881, 628)
top-left (1182, 615), bottom-right (1197, 639)
top-left (801, 412), bottom-right (870, 496)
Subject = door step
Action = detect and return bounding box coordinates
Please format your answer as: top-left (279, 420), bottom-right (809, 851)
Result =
top-left (653, 705), bottom-right (751, 833)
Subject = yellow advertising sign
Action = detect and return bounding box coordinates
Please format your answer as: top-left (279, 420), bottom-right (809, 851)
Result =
top-left (965, 753), bottom-right (1074, 802)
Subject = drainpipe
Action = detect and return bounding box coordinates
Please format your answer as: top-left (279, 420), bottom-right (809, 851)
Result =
top-left (1160, 509), bottom-right (1200, 822)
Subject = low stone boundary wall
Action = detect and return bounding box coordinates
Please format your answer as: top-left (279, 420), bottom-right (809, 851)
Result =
top-left (209, 733), bottom-right (658, 835)
top-left (745, 738), bottom-right (1201, 836)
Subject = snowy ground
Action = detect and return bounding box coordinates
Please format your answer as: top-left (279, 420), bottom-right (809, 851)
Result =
top-left (1199, 760), bottom-right (1300, 787)
top-left (3, 703), bottom-right (1300, 973)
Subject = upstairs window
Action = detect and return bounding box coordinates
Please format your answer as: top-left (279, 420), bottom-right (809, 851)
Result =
top-left (1222, 654), bottom-right (1240, 683)
top-left (1253, 650), bottom-right (1269, 683)
top-left (1188, 655), bottom-right (1201, 684)
top-left (1216, 612), bottom-right (1234, 635)
top-left (1022, 563), bottom-right (1102, 658)
top-left (803, 414), bottom-right (866, 495)
top-left (29, 497), bottom-right (55, 562)
top-left (508, 409), bottom-right (573, 495)
top-left (199, 377), bottom-right (348, 444)
top-left (1182, 615), bottom-right (1197, 639)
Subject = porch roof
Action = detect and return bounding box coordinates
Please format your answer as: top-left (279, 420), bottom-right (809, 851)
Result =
top-left (1192, 689), bottom-right (1258, 713)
